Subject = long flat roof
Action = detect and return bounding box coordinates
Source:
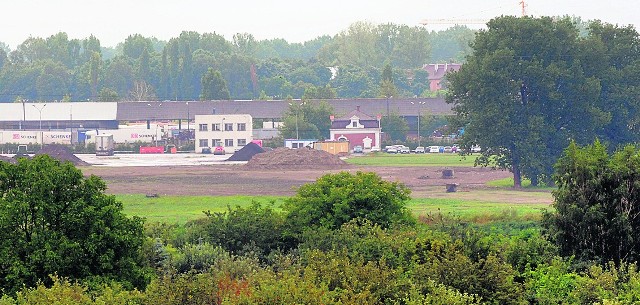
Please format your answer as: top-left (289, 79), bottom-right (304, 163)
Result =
top-left (0, 98), bottom-right (452, 123)
top-left (0, 102), bottom-right (118, 121)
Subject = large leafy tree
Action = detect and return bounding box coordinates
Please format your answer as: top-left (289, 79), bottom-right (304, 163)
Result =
top-left (447, 16), bottom-right (608, 187)
top-left (544, 141), bottom-right (640, 265)
top-left (0, 155), bottom-right (149, 294)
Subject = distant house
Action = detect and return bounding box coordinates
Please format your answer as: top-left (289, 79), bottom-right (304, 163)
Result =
top-left (329, 106), bottom-right (381, 151)
top-left (423, 63), bottom-right (462, 91)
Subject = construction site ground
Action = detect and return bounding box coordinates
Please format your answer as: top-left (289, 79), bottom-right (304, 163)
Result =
top-left (79, 160), bottom-right (550, 205)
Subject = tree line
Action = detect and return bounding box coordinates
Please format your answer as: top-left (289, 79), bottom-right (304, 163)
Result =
top-left (0, 24), bottom-right (475, 103)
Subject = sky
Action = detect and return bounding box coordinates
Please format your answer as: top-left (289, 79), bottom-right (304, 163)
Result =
top-left (1, 0), bottom-right (637, 49)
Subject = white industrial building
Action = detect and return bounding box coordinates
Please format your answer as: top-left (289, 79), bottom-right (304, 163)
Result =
top-left (194, 114), bottom-right (253, 153)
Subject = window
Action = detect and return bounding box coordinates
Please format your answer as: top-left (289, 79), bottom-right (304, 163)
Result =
top-left (212, 139), bottom-right (221, 146)
top-left (199, 139), bottom-right (208, 147)
top-left (237, 139), bottom-right (247, 146)
top-left (212, 123), bottom-right (221, 131)
top-left (237, 123), bottom-right (246, 131)
top-left (225, 139), bottom-right (234, 147)
top-left (224, 123), bottom-right (233, 131)
top-left (198, 124), bottom-right (208, 131)
top-left (352, 121), bottom-right (358, 127)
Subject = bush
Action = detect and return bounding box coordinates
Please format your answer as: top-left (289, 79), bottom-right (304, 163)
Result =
top-left (284, 171), bottom-right (414, 237)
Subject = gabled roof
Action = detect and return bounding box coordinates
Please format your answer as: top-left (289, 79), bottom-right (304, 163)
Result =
top-left (331, 106), bottom-right (380, 129)
top-left (333, 108), bottom-right (377, 122)
top-left (423, 63), bottom-right (462, 80)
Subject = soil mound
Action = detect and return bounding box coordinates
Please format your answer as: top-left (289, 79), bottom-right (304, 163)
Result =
top-left (36, 144), bottom-right (90, 166)
top-left (244, 147), bottom-right (349, 170)
top-left (227, 142), bottom-right (265, 161)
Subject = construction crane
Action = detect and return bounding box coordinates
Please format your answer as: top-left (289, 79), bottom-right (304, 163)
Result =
top-left (420, 0), bottom-right (527, 26)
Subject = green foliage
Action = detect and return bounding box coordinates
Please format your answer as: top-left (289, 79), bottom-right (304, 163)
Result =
top-left (280, 100), bottom-right (333, 139)
top-left (447, 16), bottom-right (640, 187)
top-left (284, 171), bottom-right (414, 235)
top-left (203, 202), bottom-right (290, 258)
top-left (200, 68), bottom-right (230, 100)
top-left (0, 155), bottom-right (150, 295)
top-left (544, 141), bottom-right (640, 265)
top-left (381, 111), bottom-right (409, 141)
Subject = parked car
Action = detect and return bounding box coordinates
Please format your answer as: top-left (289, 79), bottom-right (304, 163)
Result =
top-left (444, 146), bottom-right (453, 153)
top-left (439, 146), bottom-right (445, 153)
top-left (353, 145), bottom-right (363, 153)
top-left (213, 146), bottom-right (226, 155)
top-left (415, 146), bottom-right (426, 153)
top-left (429, 146), bottom-right (440, 153)
top-left (386, 146), bottom-right (398, 154)
top-left (399, 146), bottom-right (410, 154)
top-left (471, 145), bottom-right (482, 153)
top-left (201, 147), bottom-right (212, 154)
top-left (370, 147), bottom-right (381, 152)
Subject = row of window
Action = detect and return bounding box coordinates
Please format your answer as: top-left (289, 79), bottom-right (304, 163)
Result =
top-left (199, 138), bottom-right (248, 147)
top-left (198, 123), bottom-right (246, 132)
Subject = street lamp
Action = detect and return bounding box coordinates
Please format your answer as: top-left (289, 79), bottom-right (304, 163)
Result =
top-left (186, 102), bottom-right (190, 139)
top-left (32, 103), bottom-right (46, 146)
top-left (411, 101), bottom-right (426, 147)
top-left (288, 101), bottom-right (305, 140)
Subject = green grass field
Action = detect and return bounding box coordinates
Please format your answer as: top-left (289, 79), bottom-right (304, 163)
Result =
top-left (117, 194), bottom-right (286, 224)
top-left (118, 193), bottom-right (552, 224)
top-left (408, 197), bottom-right (551, 223)
top-left (345, 153), bottom-right (478, 167)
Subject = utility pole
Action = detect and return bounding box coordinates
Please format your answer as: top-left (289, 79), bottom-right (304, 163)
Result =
top-left (33, 104), bottom-right (47, 146)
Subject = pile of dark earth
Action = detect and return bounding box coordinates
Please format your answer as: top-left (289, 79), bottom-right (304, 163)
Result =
top-left (226, 142), bottom-right (266, 161)
top-left (36, 144), bottom-right (90, 166)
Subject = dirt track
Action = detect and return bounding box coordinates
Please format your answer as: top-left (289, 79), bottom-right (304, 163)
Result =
top-left (81, 164), bottom-right (514, 198)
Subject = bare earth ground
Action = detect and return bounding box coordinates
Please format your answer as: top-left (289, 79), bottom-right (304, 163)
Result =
top-left (80, 164), bottom-right (551, 204)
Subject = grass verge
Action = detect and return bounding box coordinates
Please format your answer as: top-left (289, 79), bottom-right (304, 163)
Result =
top-left (118, 193), bottom-right (552, 225)
top-left (117, 194), bottom-right (286, 224)
top-left (408, 197), bottom-right (551, 223)
top-left (345, 153), bottom-right (478, 167)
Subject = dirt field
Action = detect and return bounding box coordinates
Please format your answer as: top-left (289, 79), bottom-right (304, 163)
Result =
top-left (81, 164), bottom-right (521, 199)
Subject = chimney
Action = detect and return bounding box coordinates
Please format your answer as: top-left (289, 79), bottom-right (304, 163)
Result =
top-left (356, 105), bottom-right (360, 112)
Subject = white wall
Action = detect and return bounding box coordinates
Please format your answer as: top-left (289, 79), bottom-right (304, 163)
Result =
top-left (194, 114), bottom-right (253, 153)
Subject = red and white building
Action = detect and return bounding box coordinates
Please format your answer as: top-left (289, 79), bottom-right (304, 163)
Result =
top-left (329, 106), bottom-right (381, 151)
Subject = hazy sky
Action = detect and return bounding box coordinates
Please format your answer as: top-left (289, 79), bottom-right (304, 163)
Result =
top-left (1, 0), bottom-right (637, 49)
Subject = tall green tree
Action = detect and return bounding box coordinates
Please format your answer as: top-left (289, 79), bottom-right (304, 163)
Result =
top-left (543, 141), bottom-right (640, 265)
top-left (447, 16), bottom-right (607, 187)
top-left (0, 155), bottom-right (149, 295)
top-left (381, 111), bottom-right (409, 142)
top-left (281, 100), bottom-right (333, 139)
top-left (200, 68), bottom-right (230, 100)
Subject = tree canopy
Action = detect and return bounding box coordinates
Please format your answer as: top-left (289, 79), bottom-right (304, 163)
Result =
top-left (0, 155), bottom-right (149, 294)
top-left (544, 141), bottom-right (640, 265)
top-left (447, 16), bottom-right (640, 187)
top-left (283, 171), bottom-right (413, 235)
top-left (0, 24), bottom-right (477, 102)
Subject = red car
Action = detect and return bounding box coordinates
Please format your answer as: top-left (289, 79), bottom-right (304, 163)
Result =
top-left (213, 146), bottom-right (226, 155)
